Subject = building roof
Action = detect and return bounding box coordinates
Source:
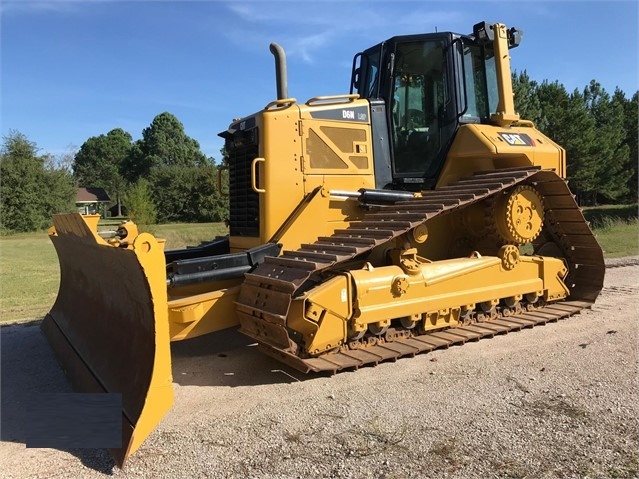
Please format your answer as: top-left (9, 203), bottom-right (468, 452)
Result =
top-left (76, 187), bottom-right (111, 203)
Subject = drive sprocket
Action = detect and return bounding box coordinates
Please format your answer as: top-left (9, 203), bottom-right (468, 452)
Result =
top-left (494, 185), bottom-right (544, 244)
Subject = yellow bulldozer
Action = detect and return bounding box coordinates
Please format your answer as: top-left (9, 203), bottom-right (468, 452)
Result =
top-left (42, 22), bottom-right (604, 465)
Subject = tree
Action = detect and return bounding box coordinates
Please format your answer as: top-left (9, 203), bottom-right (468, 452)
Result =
top-left (73, 128), bottom-right (132, 216)
top-left (0, 131), bottom-right (75, 232)
top-left (148, 162), bottom-right (227, 223)
top-left (623, 92), bottom-right (638, 203)
top-left (122, 179), bottom-right (157, 227)
top-left (52, 144), bottom-right (77, 173)
top-left (514, 72), bottom-right (637, 206)
top-left (583, 83), bottom-right (632, 203)
top-left (122, 112), bottom-right (207, 182)
top-left (512, 70), bottom-right (542, 123)
top-left (530, 81), bottom-right (599, 205)
top-left (43, 153), bottom-right (78, 220)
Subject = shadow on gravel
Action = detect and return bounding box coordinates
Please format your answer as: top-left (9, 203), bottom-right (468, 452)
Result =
top-left (0, 321), bottom-right (118, 475)
top-left (170, 327), bottom-right (330, 387)
top-left (1, 322), bottom-right (324, 474)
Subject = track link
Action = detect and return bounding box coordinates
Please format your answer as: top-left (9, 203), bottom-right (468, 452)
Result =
top-left (236, 167), bottom-right (605, 373)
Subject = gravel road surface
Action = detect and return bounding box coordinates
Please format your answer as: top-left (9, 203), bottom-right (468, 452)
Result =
top-left (1, 259), bottom-right (637, 479)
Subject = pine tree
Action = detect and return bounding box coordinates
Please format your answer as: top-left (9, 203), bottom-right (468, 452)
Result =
top-left (512, 70), bottom-right (542, 123)
top-left (583, 82), bottom-right (632, 203)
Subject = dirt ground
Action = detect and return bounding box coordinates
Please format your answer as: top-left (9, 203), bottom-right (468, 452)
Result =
top-left (1, 260), bottom-right (637, 479)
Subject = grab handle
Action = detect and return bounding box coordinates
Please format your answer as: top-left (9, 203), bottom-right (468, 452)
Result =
top-left (251, 158), bottom-right (266, 193)
top-left (305, 94), bottom-right (359, 106)
top-left (264, 98), bottom-right (297, 110)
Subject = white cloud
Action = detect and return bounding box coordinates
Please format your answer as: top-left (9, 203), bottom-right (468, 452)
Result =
top-left (221, 2), bottom-right (355, 62)
top-left (294, 30), bottom-right (334, 63)
top-left (220, 2), bottom-right (471, 63)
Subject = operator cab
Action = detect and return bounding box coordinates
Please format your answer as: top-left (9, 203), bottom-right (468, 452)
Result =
top-left (351, 23), bottom-right (518, 189)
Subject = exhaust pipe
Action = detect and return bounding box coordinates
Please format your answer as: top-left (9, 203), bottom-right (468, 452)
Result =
top-left (269, 42), bottom-right (288, 100)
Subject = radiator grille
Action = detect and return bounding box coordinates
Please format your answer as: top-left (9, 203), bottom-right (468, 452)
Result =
top-left (226, 130), bottom-right (260, 237)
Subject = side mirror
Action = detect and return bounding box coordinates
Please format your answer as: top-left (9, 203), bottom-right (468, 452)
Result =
top-left (349, 52), bottom-right (362, 94)
top-left (508, 27), bottom-right (523, 48)
top-left (352, 67), bottom-right (361, 90)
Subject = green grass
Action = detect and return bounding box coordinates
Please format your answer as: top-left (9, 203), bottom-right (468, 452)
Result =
top-left (582, 204), bottom-right (637, 227)
top-left (0, 235), bottom-right (60, 323)
top-left (0, 222), bottom-right (226, 324)
top-left (0, 205), bottom-right (637, 324)
top-left (151, 222), bottom-right (228, 250)
top-left (591, 218), bottom-right (638, 258)
top-left (584, 204), bottom-right (638, 258)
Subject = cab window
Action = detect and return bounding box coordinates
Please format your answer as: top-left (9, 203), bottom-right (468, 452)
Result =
top-left (391, 40), bottom-right (448, 175)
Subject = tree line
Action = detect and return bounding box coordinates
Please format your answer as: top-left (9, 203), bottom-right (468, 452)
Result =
top-left (71, 112), bottom-right (228, 225)
top-left (1, 112), bottom-right (228, 233)
top-left (1, 77), bottom-right (637, 234)
top-left (513, 73), bottom-right (637, 205)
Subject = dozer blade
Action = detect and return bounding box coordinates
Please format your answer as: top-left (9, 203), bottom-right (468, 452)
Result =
top-left (41, 213), bottom-right (173, 467)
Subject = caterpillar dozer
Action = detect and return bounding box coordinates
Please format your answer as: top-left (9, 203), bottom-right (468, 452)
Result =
top-left (42, 22), bottom-right (604, 466)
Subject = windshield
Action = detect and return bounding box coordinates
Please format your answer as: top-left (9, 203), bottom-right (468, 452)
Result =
top-left (459, 39), bottom-right (498, 121)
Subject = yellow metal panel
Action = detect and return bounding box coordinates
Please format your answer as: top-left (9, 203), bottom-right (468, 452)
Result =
top-left (490, 23), bottom-right (520, 126)
top-left (259, 104), bottom-right (305, 243)
top-left (438, 124), bottom-right (565, 187)
top-left (303, 125), bottom-right (372, 174)
top-left (127, 232), bottom-right (173, 459)
top-left (349, 255), bottom-right (566, 326)
top-left (43, 213), bottom-right (173, 465)
top-left (289, 275), bottom-right (351, 354)
top-left (253, 98), bottom-right (377, 252)
top-left (304, 274), bottom-right (352, 320)
top-left (168, 284), bottom-right (242, 340)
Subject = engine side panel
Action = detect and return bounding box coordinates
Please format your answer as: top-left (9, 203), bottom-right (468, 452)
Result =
top-left (438, 123), bottom-right (566, 187)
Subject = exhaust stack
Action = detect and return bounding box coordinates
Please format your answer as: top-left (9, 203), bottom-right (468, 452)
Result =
top-left (269, 42), bottom-right (288, 100)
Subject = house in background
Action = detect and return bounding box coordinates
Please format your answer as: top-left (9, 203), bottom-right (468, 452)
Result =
top-left (76, 187), bottom-right (111, 217)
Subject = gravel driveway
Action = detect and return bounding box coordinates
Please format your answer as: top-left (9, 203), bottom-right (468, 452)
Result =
top-left (1, 259), bottom-right (637, 479)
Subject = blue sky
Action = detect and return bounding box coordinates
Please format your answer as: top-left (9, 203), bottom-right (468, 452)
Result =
top-left (2, 1), bottom-right (637, 162)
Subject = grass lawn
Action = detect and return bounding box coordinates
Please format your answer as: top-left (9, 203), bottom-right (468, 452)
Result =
top-left (0, 234), bottom-right (61, 323)
top-left (151, 222), bottom-right (228, 250)
top-left (583, 204), bottom-right (638, 258)
top-left (1, 206), bottom-right (636, 324)
top-left (0, 222), bottom-right (227, 324)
